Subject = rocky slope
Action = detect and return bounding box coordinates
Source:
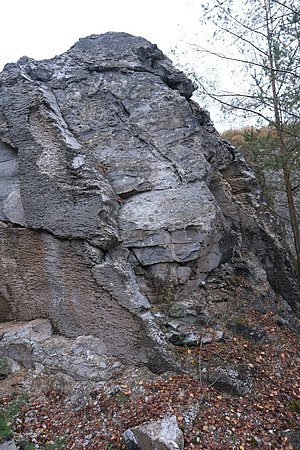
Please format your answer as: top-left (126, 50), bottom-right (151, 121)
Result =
top-left (0, 32), bottom-right (299, 382)
top-left (1, 309), bottom-right (300, 449)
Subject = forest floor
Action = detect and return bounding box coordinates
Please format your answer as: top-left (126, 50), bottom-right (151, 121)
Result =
top-left (1, 310), bottom-right (299, 449)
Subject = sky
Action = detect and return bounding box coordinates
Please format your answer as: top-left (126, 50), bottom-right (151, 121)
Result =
top-left (0, 0), bottom-right (238, 131)
top-left (0, 0), bottom-right (198, 70)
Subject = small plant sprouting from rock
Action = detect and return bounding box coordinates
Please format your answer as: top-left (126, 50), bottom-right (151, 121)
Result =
top-left (164, 281), bottom-right (175, 303)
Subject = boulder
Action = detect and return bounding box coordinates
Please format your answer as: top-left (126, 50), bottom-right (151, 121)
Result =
top-left (0, 439), bottom-right (17, 450)
top-left (0, 319), bottom-right (122, 381)
top-left (123, 415), bottom-right (184, 450)
top-left (207, 366), bottom-right (252, 396)
top-left (0, 357), bottom-right (20, 379)
top-left (0, 32), bottom-right (298, 373)
top-left (282, 431), bottom-right (300, 450)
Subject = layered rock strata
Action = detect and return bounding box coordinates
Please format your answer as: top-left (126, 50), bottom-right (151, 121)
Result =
top-left (0, 33), bottom-right (298, 372)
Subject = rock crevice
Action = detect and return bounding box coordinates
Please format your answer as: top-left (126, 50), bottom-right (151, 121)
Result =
top-left (0, 32), bottom-right (298, 372)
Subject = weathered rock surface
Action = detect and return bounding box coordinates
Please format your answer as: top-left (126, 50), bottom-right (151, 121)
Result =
top-left (282, 430), bottom-right (300, 450)
top-left (0, 439), bottom-right (17, 450)
top-left (0, 32), bottom-right (299, 373)
top-left (0, 356), bottom-right (20, 379)
top-left (123, 415), bottom-right (184, 450)
top-left (0, 319), bottom-right (122, 381)
top-left (206, 366), bottom-right (252, 396)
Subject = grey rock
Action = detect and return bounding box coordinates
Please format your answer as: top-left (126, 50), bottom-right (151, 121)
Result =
top-left (0, 439), bottom-right (17, 450)
top-left (201, 330), bottom-right (224, 344)
top-left (0, 356), bottom-right (21, 378)
top-left (123, 415), bottom-right (184, 450)
top-left (0, 320), bottom-right (122, 380)
top-left (0, 318), bottom-right (53, 342)
top-left (0, 31), bottom-right (298, 376)
top-left (119, 183), bottom-right (227, 267)
top-left (167, 304), bottom-right (187, 319)
top-left (177, 267), bottom-right (193, 284)
top-left (32, 335), bottom-right (122, 381)
top-left (210, 153), bottom-right (300, 312)
top-left (0, 141), bottom-right (25, 226)
top-left (168, 328), bottom-right (224, 347)
top-left (0, 319), bottom-right (53, 367)
top-left (0, 284), bottom-right (11, 322)
top-left (227, 320), bottom-right (266, 342)
top-left (0, 228), bottom-right (174, 370)
top-left (0, 32), bottom-right (235, 370)
top-left (282, 430), bottom-right (300, 450)
top-left (277, 317), bottom-right (289, 327)
top-left (207, 367), bottom-right (252, 396)
top-left (169, 331), bottom-right (200, 347)
top-left (67, 382), bottom-right (93, 411)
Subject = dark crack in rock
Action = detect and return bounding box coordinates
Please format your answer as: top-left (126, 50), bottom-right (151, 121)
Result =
top-left (0, 32), bottom-right (299, 375)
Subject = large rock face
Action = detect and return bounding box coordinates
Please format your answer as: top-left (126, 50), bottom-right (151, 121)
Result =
top-left (0, 33), bottom-right (299, 372)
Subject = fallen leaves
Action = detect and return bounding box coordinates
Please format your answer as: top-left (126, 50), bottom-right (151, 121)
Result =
top-left (0, 311), bottom-right (299, 449)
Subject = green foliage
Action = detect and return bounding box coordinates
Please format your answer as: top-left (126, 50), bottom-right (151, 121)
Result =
top-left (0, 392), bottom-right (29, 442)
top-left (115, 391), bottom-right (128, 406)
top-left (164, 283), bottom-right (175, 303)
top-left (223, 124), bottom-right (300, 182)
top-left (23, 437), bottom-right (66, 450)
top-left (223, 122), bottom-right (300, 244)
top-left (233, 316), bottom-right (247, 327)
top-left (0, 411), bottom-right (13, 441)
top-left (249, 435), bottom-right (260, 448)
top-left (287, 398), bottom-right (300, 412)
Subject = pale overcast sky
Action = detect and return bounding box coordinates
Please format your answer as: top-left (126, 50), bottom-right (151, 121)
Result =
top-left (0, 0), bottom-right (199, 70)
top-left (0, 0), bottom-right (239, 130)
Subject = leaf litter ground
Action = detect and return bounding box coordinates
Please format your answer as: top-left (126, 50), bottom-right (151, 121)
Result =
top-left (1, 311), bottom-right (299, 449)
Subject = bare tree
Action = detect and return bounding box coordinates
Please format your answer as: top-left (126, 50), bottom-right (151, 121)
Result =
top-left (188, 0), bottom-right (300, 286)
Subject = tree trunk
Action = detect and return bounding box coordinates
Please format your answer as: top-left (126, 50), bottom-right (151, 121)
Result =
top-left (264, 0), bottom-right (300, 287)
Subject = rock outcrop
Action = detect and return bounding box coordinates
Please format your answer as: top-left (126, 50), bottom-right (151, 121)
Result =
top-left (0, 319), bottom-right (122, 381)
top-left (123, 415), bottom-right (184, 450)
top-left (0, 32), bottom-right (299, 374)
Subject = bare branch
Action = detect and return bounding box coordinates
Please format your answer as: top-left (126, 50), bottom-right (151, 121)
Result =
top-left (211, 21), bottom-right (269, 57)
top-left (195, 79), bottom-right (272, 123)
top-left (213, 0), bottom-right (268, 39)
top-left (272, 0), bottom-right (300, 15)
top-left (184, 42), bottom-right (300, 79)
